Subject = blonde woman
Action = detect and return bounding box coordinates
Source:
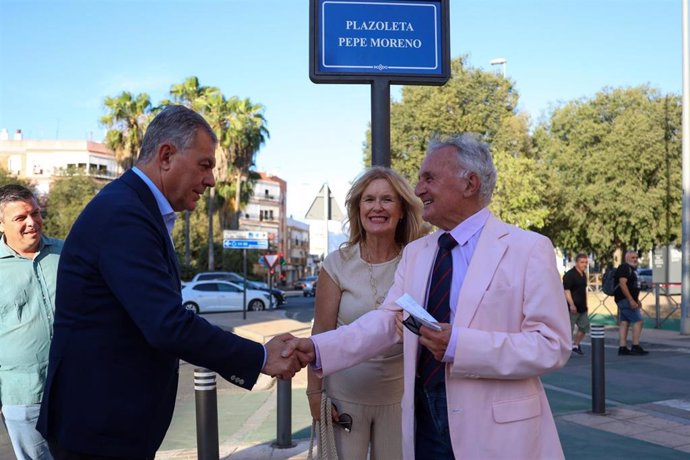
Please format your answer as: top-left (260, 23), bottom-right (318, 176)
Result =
top-left (307, 166), bottom-right (424, 459)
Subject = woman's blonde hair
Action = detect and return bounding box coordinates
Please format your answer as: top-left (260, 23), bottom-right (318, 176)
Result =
top-left (343, 166), bottom-right (424, 248)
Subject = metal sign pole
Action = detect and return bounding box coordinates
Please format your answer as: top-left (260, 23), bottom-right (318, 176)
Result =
top-left (309, 0), bottom-right (451, 171)
top-left (371, 78), bottom-right (391, 167)
top-left (243, 248), bottom-right (247, 320)
top-left (269, 268), bottom-right (274, 309)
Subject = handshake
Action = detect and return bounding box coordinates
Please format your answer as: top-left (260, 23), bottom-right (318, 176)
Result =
top-left (261, 334), bottom-right (317, 380)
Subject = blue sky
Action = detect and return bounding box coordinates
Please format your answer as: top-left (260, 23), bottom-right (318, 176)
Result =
top-left (0, 0), bottom-right (683, 218)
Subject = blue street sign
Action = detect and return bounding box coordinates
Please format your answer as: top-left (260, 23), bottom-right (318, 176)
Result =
top-left (223, 239), bottom-right (269, 250)
top-left (311, 0), bottom-right (448, 81)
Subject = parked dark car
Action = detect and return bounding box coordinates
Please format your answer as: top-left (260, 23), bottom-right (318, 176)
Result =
top-left (302, 277), bottom-right (317, 297)
top-left (638, 268), bottom-right (653, 291)
top-left (294, 276), bottom-right (317, 291)
top-left (238, 280), bottom-right (286, 307)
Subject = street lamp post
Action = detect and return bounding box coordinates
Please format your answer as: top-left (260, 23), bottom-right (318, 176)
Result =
top-left (680, 0), bottom-right (690, 334)
top-left (490, 57), bottom-right (507, 78)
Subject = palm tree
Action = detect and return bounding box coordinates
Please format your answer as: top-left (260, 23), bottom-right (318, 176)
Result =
top-left (197, 95), bottom-right (269, 269)
top-left (164, 77), bottom-right (220, 268)
top-left (165, 76), bottom-right (219, 112)
top-left (226, 98), bottom-right (270, 230)
top-left (198, 91), bottom-right (234, 270)
top-left (101, 91), bottom-right (152, 171)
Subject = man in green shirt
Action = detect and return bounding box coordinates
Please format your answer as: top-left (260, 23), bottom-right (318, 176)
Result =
top-left (0, 184), bottom-right (62, 460)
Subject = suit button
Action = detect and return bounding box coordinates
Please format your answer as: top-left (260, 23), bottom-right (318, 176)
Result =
top-left (239, 379), bottom-right (244, 385)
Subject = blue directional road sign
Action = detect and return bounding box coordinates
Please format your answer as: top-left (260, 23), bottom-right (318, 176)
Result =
top-left (223, 239), bottom-right (269, 250)
top-left (222, 230), bottom-right (269, 250)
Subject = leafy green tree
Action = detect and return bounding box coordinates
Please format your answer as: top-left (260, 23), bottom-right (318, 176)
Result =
top-left (370, 56), bottom-right (547, 229)
top-left (172, 196), bottom-right (216, 278)
top-left (43, 173), bottom-right (101, 239)
top-left (0, 169), bottom-right (31, 189)
top-left (101, 91), bottom-right (152, 170)
top-left (533, 86), bottom-right (682, 262)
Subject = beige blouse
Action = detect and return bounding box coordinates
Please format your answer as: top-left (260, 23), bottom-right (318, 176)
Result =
top-left (322, 244), bottom-right (403, 405)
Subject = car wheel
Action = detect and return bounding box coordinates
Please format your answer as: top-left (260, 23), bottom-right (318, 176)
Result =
top-left (249, 299), bottom-right (265, 311)
top-left (183, 302), bottom-right (199, 314)
top-left (303, 291), bottom-right (308, 297)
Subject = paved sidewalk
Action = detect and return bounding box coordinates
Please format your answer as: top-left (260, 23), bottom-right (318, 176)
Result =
top-left (4, 313), bottom-right (687, 460)
top-left (154, 317), bottom-right (690, 460)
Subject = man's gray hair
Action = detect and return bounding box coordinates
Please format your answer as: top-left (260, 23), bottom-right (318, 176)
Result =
top-left (137, 105), bottom-right (218, 164)
top-left (427, 133), bottom-right (497, 206)
top-left (0, 184), bottom-right (36, 222)
top-left (624, 250), bottom-right (638, 263)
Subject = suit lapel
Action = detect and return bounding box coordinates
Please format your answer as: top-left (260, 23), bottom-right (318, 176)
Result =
top-left (455, 214), bottom-right (508, 328)
top-left (121, 170), bottom-right (182, 284)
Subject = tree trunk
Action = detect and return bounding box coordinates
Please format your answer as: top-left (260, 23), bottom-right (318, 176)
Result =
top-left (208, 188), bottom-right (215, 270)
top-left (231, 172), bottom-right (242, 230)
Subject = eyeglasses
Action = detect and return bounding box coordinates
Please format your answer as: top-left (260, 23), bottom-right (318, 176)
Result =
top-left (402, 315), bottom-right (422, 336)
top-left (335, 413), bottom-right (353, 432)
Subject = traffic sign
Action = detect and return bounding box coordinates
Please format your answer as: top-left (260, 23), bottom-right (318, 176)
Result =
top-left (263, 254), bottom-right (279, 267)
top-left (223, 230), bottom-right (268, 240)
top-left (223, 239), bottom-right (269, 250)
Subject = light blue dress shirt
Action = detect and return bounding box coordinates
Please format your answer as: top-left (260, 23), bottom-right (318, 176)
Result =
top-left (131, 166), bottom-right (176, 240)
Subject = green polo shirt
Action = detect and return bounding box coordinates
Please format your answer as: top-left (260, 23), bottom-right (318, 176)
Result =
top-left (0, 234), bottom-right (63, 405)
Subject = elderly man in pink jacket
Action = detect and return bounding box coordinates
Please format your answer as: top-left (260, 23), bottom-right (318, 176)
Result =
top-left (287, 134), bottom-right (571, 459)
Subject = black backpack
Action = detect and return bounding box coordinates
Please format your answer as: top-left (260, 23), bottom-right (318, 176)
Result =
top-left (602, 267), bottom-right (618, 296)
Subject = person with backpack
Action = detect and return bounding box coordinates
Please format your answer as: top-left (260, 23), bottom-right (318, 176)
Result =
top-left (615, 251), bottom-right (650, 355)
top-left (563, 253), bottom-right (590, 355)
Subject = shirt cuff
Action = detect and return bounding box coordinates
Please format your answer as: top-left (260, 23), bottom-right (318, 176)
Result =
top-left (311, 340), bottom-right (323, 370)
top-left (442, 326), bottom-right (458, 363)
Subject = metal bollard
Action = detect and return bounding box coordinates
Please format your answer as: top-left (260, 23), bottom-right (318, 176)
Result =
top-left (590, 324), bottom-right (606, 414)
top-left (272, 379), bottom-right (296, 448)
top-left (194, 368), bottom-right (220, 460)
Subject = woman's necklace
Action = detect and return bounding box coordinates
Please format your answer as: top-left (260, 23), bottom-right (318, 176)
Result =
top-left (363, 243), bottom-right (400, 308)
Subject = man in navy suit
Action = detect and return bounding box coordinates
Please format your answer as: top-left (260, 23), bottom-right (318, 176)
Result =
top-left (37, 105), bottom-right (302, 459)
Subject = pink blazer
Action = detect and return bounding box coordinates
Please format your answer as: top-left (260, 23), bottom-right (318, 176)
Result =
top-left (313, 214), bottom-right (572, 459)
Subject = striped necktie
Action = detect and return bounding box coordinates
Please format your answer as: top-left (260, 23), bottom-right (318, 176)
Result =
top-left (418, 232), bottom-right (458, 387)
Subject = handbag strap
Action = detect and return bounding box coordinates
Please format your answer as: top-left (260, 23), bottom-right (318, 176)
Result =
top-left (307, 392), bottom-right (340, 460)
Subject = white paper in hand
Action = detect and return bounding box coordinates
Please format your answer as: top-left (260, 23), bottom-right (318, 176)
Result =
top-left (395, 294), bottom-right (442, 331)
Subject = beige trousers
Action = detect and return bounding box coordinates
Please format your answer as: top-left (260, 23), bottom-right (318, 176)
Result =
top-left (327, 396), bottom-right (403, 460)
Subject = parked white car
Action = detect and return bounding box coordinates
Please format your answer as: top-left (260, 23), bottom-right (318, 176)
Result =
top-left (181, 280), bottom-right (271, 313)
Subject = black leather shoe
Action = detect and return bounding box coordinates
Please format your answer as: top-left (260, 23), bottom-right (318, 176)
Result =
top-left (618, 346), bottom-right (631, 355)
top-left (572, 346), bottom-right (584, 355)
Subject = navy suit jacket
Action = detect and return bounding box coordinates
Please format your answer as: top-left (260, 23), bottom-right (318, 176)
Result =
top-left (37, 170), bottom-right (264, 458)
